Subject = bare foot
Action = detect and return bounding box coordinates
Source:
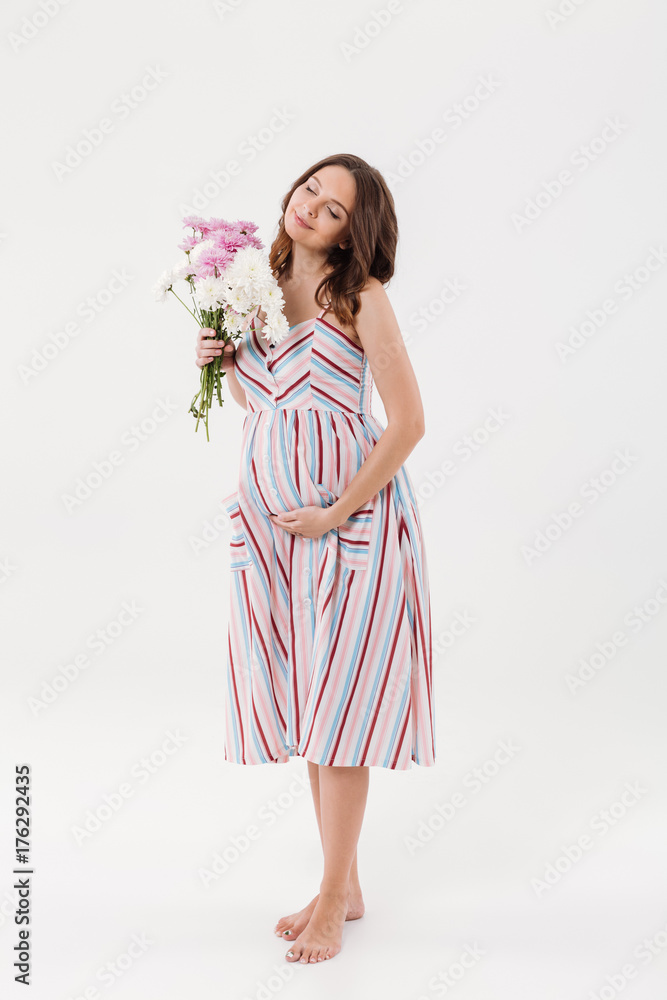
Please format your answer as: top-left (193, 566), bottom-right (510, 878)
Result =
top-left (274, 887), bottom-right (364, 941)
top-left (284, 888), bottom-right (350, 964)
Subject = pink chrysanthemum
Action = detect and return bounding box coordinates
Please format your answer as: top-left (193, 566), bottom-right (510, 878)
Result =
top-left (195, 244), bottom-right (235, 279)
top-left (206, 217), bottom-right (233, 232)
top-left (182, 214), bottom-right (210, 232)
top-left (213, 230), bottom-right (247, 252)
top-left (235, 219), bottom-right (259, 234)
top-left (177, 234), bottom-right (200, 253)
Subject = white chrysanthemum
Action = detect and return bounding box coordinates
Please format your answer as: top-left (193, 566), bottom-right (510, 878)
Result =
top-left (152, 268), bottom-right (175, 303)
top-left (195, 275), bottom-right (227, 310)
top-left (224, 311), bottom-right (245, 337)
top-left (225, 246), bottom-right (274, 297)
top-left (172, 258), bottom-right (196, 281)
top-left (260, 285), bottom-right (285, 313)
top-left (225, 285), bottom-right (254, 315)
top-left (260, 310), bottom-right (290, 345)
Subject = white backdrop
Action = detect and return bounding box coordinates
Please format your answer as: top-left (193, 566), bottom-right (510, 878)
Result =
top-left (2, 0), bottom-right (667, 997)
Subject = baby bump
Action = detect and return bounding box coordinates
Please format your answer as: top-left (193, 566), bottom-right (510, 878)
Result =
top-left (240, 409), bottom-right (379, 516)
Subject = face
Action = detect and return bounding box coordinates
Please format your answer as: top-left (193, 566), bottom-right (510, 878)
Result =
top-left (285, 164), bottom-right (356, 251)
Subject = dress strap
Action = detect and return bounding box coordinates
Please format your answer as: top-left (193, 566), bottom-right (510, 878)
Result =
top-left (317, 303), bottom-right (330, 320)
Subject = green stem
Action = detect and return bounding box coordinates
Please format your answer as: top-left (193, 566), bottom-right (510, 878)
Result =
top-left (170, 287), bottom-right (199, 321)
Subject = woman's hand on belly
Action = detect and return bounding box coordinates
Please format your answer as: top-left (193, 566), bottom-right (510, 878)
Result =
top-left (268, 505), bottom-right (337, 539)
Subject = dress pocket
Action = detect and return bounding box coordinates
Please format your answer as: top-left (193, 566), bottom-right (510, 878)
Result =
top-left (316, 483), bottom-right (374, 571)
top-left (221, 491), bottom-right (253, 572)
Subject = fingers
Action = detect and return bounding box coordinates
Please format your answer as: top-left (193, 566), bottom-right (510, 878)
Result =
top-left (195, 330), bottom-right (236, 366)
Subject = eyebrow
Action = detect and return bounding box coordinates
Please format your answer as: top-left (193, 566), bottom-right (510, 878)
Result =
top-left (311, 173), bottom-right (351, 216)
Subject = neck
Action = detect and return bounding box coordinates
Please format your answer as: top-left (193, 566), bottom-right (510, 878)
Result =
top-left (289, 240), bottom-right (331, 282)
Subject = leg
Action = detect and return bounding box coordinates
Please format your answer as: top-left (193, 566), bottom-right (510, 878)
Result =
top-left (286, 763), bottom-right (369, 964)
top-left (274, 761), bottom-right (365, 940)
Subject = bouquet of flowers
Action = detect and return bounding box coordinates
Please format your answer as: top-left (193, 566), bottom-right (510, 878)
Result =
top-left (152, 214), bottom-right (289, 440)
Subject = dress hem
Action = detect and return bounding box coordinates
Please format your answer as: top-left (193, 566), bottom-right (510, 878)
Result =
top-left (223, 746), bottom-right (436, 770)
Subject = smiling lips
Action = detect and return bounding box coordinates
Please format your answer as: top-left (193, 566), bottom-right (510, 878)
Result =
top-left (294, 211), bottom-right (312, 229)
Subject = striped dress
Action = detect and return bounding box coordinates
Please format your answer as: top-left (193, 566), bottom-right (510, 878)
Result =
top-left (220, 304), bottom-right (435, 770)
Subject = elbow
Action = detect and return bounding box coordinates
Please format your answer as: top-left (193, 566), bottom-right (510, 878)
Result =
top-left (388, 416), bottom-right (425, 444)
top-left (410, 412), bottom-right (425, 441)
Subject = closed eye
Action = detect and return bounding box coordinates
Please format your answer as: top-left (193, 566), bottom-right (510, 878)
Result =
top-left (306, 184), bottom-right (339, 219)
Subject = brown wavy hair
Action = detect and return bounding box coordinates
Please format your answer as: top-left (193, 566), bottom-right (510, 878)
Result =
top-left (269, 153), bottom-right (398, 330)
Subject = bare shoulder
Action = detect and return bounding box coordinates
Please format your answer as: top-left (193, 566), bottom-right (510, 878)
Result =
top-left (356, 277), bottom-right (391, 320)
top-left (331, 278), bottom-right (390, 346)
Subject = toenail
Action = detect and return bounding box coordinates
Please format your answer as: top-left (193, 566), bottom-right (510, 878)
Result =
top-left (286, 951), bottom-right (294, 957)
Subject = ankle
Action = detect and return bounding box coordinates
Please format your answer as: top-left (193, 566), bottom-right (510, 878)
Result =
top-left (319, 880), bottom-right (350, 898)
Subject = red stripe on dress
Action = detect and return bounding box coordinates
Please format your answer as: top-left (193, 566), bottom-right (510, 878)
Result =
top-left (276, 372), bottom-right (309, 401)
top-left (311, 348), bottom-right (358, 385)
top-left (235, 360), bottom-right (272, 396)
top-left (359, 591), bottom-right (407, 763)
top-left (327, 501), bottom-right (390, 761)
top-left (300, 571), bottom-right (354, 759)
top-left (313, 385), bottom-right (354, 411)
top-left (227, 625), bottom-right (245, 761)
top-left (319, 317), bottom-right (364, 353)
top-left (240, 506), bottom-right (271, 583)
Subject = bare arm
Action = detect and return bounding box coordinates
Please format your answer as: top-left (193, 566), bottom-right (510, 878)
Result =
top-left (327, 279), bottom-right (425, 529)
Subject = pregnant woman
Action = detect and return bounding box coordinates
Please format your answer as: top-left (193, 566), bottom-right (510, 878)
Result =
top-left (195, 153), bottom-right (435, 965)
